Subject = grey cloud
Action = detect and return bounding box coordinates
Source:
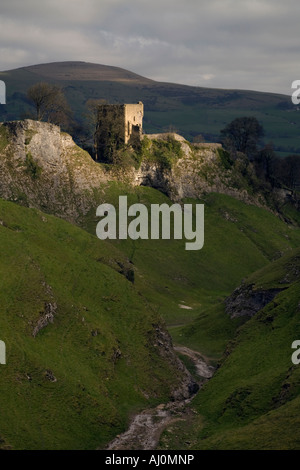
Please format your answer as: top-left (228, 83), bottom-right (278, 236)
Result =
top-left (0, 0), bottom-right (299, 94)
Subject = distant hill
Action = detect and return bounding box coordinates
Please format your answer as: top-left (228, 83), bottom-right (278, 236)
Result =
top-left (14, 61), bottom-right (155, 83)
top-left (1, 61), bottom-right (300, 155)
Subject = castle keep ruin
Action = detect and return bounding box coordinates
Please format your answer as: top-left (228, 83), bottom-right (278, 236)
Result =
top-left (123, 102), bottom-right (144, 144)
top-left (95, 102), bottom-right (144, 162)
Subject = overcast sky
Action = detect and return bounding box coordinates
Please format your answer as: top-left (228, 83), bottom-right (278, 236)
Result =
top-left (0, 0), bottom-right (299, 95)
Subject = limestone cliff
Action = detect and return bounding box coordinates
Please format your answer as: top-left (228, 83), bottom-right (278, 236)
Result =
top-left (0, 120), bottom-right (268, 224)
top-left (133, 133), bottom-right (266, 207)
top-left (225, 283), bottom-right (284, 319)
top-left (0, 119), bottom-right (108, 222)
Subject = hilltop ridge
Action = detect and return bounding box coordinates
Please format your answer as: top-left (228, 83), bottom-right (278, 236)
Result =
top-left (15, 61), bottom-right (155, 84)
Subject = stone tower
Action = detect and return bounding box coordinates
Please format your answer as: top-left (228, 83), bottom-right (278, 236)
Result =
top-left (123, 102), bottom-right (144, 144)
top-left (95, 102), bottom-right (144, 161)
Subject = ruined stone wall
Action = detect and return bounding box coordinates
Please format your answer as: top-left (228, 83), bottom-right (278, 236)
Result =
top-left (124, 102), bottom-right (143, 144)
top-left (95, 102), bottom-right (143, 159)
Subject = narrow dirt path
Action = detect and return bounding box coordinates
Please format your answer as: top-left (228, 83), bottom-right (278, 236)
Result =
top-left (105, 346), bottom-right (214, 450)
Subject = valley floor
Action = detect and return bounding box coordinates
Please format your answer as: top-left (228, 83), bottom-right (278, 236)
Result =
top-left (106, 347), bottom-right (213, 450)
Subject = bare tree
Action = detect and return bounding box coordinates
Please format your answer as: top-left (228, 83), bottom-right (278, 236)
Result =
top-left (85, 99), bottom-right (108, 128)
top-left (76, 99), bottom-right (108, 159)
top-left (27, 82), bottom-right (71, 126)
top-left (94, 104), bottom-right (125, 162)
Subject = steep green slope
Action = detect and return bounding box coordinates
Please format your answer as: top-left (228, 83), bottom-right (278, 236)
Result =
top-left (1, 118), bottom-right (300, 450)
top-left (158, 248), bottom-right (300, 450)
top-left (0, 198), bottom-right (186, 450)
top-left (93, 187), bottom-right (300, 333)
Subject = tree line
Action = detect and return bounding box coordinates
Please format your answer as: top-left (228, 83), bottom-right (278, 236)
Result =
top-left (220, 116), bottom-right (300, 192)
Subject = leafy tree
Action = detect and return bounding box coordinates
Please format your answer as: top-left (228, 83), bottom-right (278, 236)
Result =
top-left (275, 155), bottom-right (300, 190)
top-left (255, 144), bottom-right (278, 187)
top-left (220, 117), bottom-right (264, 160)
top-left (27, 82), bottom-right (71, 126)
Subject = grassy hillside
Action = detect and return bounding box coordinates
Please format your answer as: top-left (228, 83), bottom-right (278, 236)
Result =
top-left (1, 61), bottom-right (300, 155)
top-left (0, 114), bottom-right (300, 449)
top-left (89, 186), bottom-right (300, 332)
top-left (158, 248), bottom-right (300, 450)
top-left (0, 183), bottom-right (299, 450)
top-left (0, 198), bottom-right (185, 450)
top-left (84, 186), bottom-right (300, 450)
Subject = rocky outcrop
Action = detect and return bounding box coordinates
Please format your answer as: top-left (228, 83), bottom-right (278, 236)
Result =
top-left (0, 120), bottom-right (108, 223)
top-left (225, 283), bottom-right (284, 319)
top-left (32, 301), bottom-right (57, 337)
top-left (150, 323), bottom-right (198, 400)
top-left (0, 121), bottom-right (268, 226)
top-left (133, 133), bottom-right (266, 206)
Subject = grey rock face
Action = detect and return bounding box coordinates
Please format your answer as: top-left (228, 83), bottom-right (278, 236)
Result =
top-left (132, 133), bottom-right (266, 206)
top-left (225, 283), bottom-right (284, 319)
top-left (150, 323), bottom-right (199, 401)
top-left (32, 302), bottom-right (57, 337)
top-left (0, 121), bottom-right (270, 227)
top-left (0, 119), bottom-right (108, 222)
